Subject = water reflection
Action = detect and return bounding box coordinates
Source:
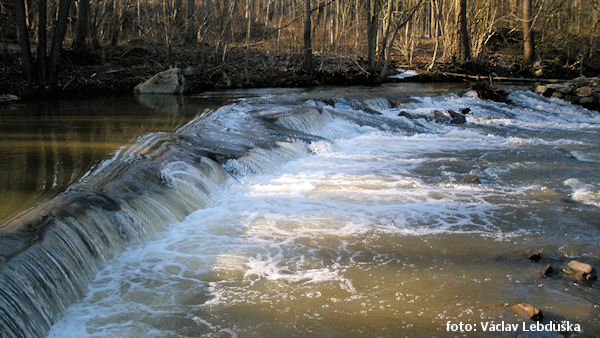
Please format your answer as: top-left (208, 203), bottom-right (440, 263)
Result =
top-left (0, 95), bottom-right (226, 224)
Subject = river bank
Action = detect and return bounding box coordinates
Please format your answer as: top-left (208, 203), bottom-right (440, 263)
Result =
top-left (2, 44), bottom-right (598, 102)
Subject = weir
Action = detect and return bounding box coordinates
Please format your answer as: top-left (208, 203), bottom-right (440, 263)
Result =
top-left (2, 87), bottom-right (600, 336)
top-left (0, 103), bottom-right (331, 337)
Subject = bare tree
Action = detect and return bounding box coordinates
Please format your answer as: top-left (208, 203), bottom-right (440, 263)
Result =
top-left (303, 0), bottom-right (313, 74)
top-left (36, 0), bottom-right (47, 79)
top-left (185, 0), bottom-right (197, 45)
top-left (366, 0), bottom-right (380, 71)
top-left (13, 0), bottom-right (35, 82)
top-left (48, 0), bottom-right (73, 84)
top-left (455, 0), bottom-right (471, 62)
top-left (523, 0), bottom-right (536, 64)
top-left (73, 0), bottom-right (89, 52)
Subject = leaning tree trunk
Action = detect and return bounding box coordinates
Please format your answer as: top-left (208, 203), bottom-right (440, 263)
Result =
top-left (456, 0), bottom-right (471, 62)
top-left (14, 0), bottom-right (35, 82)
top-left (522, 0), bottom-right (535, 64)
top-left (302, 0), bottom-right (313, 74)
top-left (48, 0), bottom-right (73, 84)
top-left (73, 0), bottom-right (89, 52)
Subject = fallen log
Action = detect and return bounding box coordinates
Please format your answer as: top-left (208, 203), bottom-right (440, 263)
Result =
top-left (438, 72), bottom-right (566, 83)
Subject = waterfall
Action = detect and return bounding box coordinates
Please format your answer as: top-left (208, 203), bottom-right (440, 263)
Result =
top-left (0, 103), bottom-right (324, 337)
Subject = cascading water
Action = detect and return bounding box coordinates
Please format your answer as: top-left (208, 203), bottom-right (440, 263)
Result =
top-left (2, 85), bottom-right (600, 336)
top-left (0, 103), bottom-right (320, 337)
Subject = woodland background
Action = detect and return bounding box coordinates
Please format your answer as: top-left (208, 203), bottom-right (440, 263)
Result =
top-left (1, 0), bottom-right (599, 95)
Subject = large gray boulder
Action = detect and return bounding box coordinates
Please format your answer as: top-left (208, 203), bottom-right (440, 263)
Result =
top-left (134, 68), bottom-right (185, 94)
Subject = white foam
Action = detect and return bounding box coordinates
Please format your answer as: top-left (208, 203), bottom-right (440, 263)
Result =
top-left (571, 150), bottom-right (600, 163)
top-left (565, 178), bottom-right (600, 207)
top-left (389, 69), bottom-right (419, 79)
top-left (49, 88), bottom-right (600, 335)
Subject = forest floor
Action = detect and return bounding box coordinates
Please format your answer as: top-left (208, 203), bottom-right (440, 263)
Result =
top-left (0, 41), bottom-right (595, 101)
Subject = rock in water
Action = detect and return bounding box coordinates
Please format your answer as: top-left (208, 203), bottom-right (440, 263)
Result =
top-left (462, 174), bottom-right (480, 184)
top-left (563, 260), bottom-right (597, 281)
top-left (535, 85), bottom-right (549, 96)
top-left (539, 264), bottom-right (553, 277)
top-left (448, 110), bottom-right (466, 124)
top-left (575, 86), bottom-right (593, 97)
top-left (511, 304), bottom-right (543, 321)
top-left (471, 81), bottom-right (510, 103)
top-left (134, 68), bottom-right (185, 94)
top-left (523, 250), bottom-right (541, 262)
top-left (0, 94), bottom-right (20, 104)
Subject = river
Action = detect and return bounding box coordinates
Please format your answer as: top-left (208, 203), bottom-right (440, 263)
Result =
top-left (1, 83), bottom-right (599, 336)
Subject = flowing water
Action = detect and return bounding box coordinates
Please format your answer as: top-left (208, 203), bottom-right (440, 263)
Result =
top-left (1, 84), bottom-right (599, 336)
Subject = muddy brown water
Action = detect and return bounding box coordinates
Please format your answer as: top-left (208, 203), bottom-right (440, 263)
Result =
top-left (1, 83), bottom-right (599, 336)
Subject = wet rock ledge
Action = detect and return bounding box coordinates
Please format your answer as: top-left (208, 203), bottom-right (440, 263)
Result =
top-left (535, 77), bottom-right (600, 111)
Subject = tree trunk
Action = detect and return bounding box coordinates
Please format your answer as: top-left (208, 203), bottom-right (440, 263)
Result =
top-left (522, 0), bottom-right (535, 64)
top-left (303, 0), bottom-right (312, 74)
top-left (428, 0), bottom-right (441, 70)
top-left (377, 0), bottom-right (394, 69)
top-left (73, 0), bottom-right (89, 52)
top-left (354, 0), bottom-right (360, 49)
top-left (185, 0), bottom-right (196, 44)
top-left (366, 0), bottom-right (380, 72)
top-left (455, 0), bottom-right (471, 62)
top-left (14, 0), bottom-right (35, 82)
top-left (36, 0), bottom-right (47, 79)
top-left (48, 0), bottom-right (72, 84)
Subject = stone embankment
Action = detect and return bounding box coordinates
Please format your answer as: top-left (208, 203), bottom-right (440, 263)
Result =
top-left (535, 77), bottom-right (600, 111)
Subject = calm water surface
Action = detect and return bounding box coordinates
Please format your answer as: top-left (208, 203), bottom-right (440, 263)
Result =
top-left (0, 95), bottom-right (228, 224)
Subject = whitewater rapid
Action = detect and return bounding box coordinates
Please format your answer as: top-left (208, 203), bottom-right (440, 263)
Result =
top-left (47, 87), bottom-right (600, 336)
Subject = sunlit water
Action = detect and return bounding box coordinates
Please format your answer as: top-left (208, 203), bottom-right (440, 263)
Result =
top-left (0, 95), bottom-right (228, 224)
top-left (37, 85), bottom-right (600, 336)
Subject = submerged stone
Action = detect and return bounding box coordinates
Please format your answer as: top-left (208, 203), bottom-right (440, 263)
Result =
top-left (462, 174), bottom-right (480, 184)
